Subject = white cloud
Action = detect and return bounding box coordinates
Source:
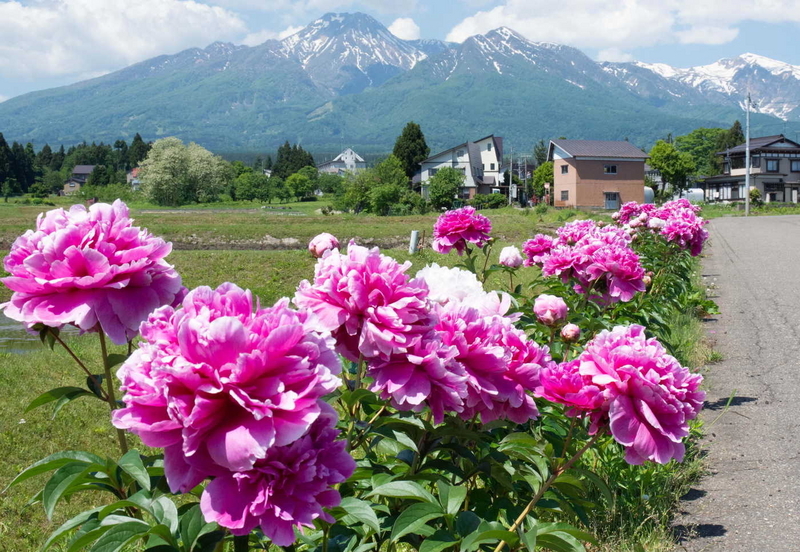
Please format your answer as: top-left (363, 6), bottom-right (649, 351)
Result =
top-left (388, 17), bottom-right (421, 40)
top-left (597, 48), bottom-right (634, 63)
top-left (0, 94), bottom-right (8, 103)
top-left (446, 0), bottom-right (800, 52)
top-left (240, 25), bottom-right (304, 46)
top-left (0, 0), bottom-right (247, 79)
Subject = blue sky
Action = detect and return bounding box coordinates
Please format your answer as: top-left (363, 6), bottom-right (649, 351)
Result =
top-left (1, 0), bottom-right (799, 102)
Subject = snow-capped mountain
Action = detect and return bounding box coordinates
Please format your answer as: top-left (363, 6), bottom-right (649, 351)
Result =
top-left (279, 12), bottom-right (429, 94)
top-left (613, 54), bottom-right (800, 120)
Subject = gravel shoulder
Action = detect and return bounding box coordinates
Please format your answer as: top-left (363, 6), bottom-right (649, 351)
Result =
top-left (675, 215), bottom-right (800, 551)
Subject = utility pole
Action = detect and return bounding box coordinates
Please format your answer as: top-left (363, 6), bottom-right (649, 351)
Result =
top-left (745, 93), bottom-right (751, 217)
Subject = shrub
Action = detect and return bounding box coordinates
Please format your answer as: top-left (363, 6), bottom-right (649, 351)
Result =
top-left (469, 193), bottom-right (507, 209)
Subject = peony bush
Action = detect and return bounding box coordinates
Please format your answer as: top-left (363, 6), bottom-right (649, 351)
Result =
top-left (4, 200), bottom-right (710, 552)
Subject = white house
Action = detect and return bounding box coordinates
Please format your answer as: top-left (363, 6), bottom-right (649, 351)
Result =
top-left (418, 135), bottom-right (504, 200)
top-left (318, 148), bottom-right (367, 175)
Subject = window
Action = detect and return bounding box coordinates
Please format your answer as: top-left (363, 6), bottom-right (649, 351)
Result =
top-left (723, 162), bottom-right (730, 174)
top-left (604, 165), bottom-right (617, 174)
top-left (752, 156), bottom-right (761, 168)
top-left (482, 164), bottom-right (485, 170)
top-left (429, 168), bottom-right (438, 176)
top-left (791, 160), bottom-right (800, 172)
top-left (561, 190), bottom-right (569, 201)
top-left (487, 143), bottom-right (492, 151)
top-left (731, 186), bottom-right (739, 200)
top-left (766, 159), bottom-right (780, 172)
top-left (457, 149), bottom-right (465, 157)
top-left (561, 165), bottom-right (569, 174)
top-left (490, 163), bottom-right (495, 170)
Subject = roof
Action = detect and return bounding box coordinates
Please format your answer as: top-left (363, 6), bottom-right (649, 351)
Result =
top-left (422, 134), bottom-right (503, 164)
top-left (720, 134), bottom-right (800, 155)
top-left (548, 140), bottom-right (649, 160)
top-left (318, 148), bottom-right (365, 167)
top-left (72, 165), bottom-right (96, 174)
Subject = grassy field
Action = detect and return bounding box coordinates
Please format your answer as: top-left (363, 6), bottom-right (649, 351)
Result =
top-left (702, 202), bottom-right (800, 219)
top-left (0, 198), bottom-right (708, 551)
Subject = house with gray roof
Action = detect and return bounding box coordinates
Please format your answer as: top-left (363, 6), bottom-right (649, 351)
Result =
top-left (548, 139), bottom-right (648, 209)
top-left (63, 164), bottom-right (96, 196)
top-left (318, 148), bottom-right (367, 175)
top-left (418, 135), bottom-right (504, 200)
top-left (703, 134), bottom-right (800, 203)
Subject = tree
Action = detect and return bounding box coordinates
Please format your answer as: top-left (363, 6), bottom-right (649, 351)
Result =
top-left (113, 140), bottom-right (129, 171)
top-left (272, 141), bottom-right (315, 179)
top-left (87, 165), bottom-right (110, 187)
top-left (128, 133), bottom-right (150, 167)
top-left (428, 167), bottom-right (464, 210)
top-left (139, 137), bottom-right (231, 206)
top-left (392, 122), bottom-right (430, 180)
top-left (532, 161), bottom-right (553, 200)
top-left (286, 173), bottom-right (314, 200)
top-left (675, 127), bottom-right (726, 176)
top-left (318, 173), bottom-right (344, 195)
top-left (51, 145), bottom-right (65, 171)
top-left (648, 140), bottom-right (696, 195)
top-left (533, 140), bottom-right (548, 167)
top-left (0, 133), bottom-right (11, 187)
top-left (235, 172), bottom-right (270, 202)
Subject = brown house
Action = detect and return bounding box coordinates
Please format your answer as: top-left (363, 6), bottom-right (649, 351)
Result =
top-left (548, 140), bottom-right (648, 209)
top-left (62, 165), bottom-right (96, 196)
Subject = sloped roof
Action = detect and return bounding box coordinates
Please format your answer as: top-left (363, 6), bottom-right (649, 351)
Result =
top-left (319, 148), bottom-right (365, 167)
top-left (72, 165), bottom-right (96, 174)
top-left (721, 134), bottom-right (800, 155)
top-left (549, 140), bottom-right (648, 160)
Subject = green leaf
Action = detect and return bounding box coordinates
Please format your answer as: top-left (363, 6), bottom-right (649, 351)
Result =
top-left (367, 481), bottom-right (436, 504)
top-left (535, 532), bottom-right (586, 552)
top-left (536, 522), bottom-right (596, 545)
top-left (151, 496), bottom-right (179, 534)
top-left (118, 450), bottom-right (151, 491)
top-left (460, 529), bottom-right (518, 551)
top-left (43, 462), bottom-right (90, 520)
top-left (437, 481), bottom-right (467, 516)
top-left (339, 497), bottom-right (381, 534)
top-left (518, 526), bottom-right (537, 550)
top-left (26, 387), bottom-right (94, 413)
top-left (420, 530), bottom-right (459, 552)
top-left (390, 503), bottom-right (444, 542)
top-left (86, 375), bottom-right (106, 399)
top-left (455, 512), bottom-right (481, 537)
top-left (179, 504), bottom-right (219, 551)
top-left (89, 521), bottom-right (150, 552)
top-left (37, 324), bottom-right (59, 350)
top-left (67, 521), bottom-right (112, 552)
top-left (105, 353), bottom-right (129, 369)
top-left (42, 508), bottom-right (102, 551)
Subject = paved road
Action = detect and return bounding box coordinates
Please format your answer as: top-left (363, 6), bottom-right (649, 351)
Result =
top-left (676, 215), bottom-right (800, 551)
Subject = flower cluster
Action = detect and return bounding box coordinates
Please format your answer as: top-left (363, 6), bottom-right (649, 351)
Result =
top-left (613, 199), bottom-right (709, 256)
top-left (113, 283), bottom-right (353, 543)
top-left (432, 206), bottom-right (492, 255)
top-left (523, 220), bottom-right (646, 303)
top-left (294, 242), bottom-right (434, 361)
top-left (538, 325), bottom-right (705, 464)
top-left (1, 200), bottom-right (184, 344)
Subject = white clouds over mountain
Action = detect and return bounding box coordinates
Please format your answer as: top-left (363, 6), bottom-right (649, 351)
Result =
top-left (388, 17), bottom-right (421, 40)
top-left (447, 0), bottom-right (800, 58)
top-left (241, 25), bottom-right (304, 46)
top-left (0, 0), bottom-right (246, 79)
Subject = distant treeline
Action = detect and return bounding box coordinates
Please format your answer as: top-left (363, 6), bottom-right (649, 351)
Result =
top-left (0, 132), bottom-right (152, 197)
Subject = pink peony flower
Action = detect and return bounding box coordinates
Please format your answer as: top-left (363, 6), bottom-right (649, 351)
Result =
top-left (432, 206), bottom-right (492, 255)
top-left (1, 200), bottom-right (183, 344)
top-left (499, 246), bottom-right (523, 268)
top-left (561, 323), bottom-right (581, 342)
top-left (436, 302), bottom-right (549, 424)
top-left (614, 200), bottom-right (708, 256)
top-left (533, 294), bottom-right (568, 326)
top-left (308, 233), bottom-right (340, 258)
top-left (294, 243), bottom-right (434, 361)
top-left (522, 234), bottom-right (554, 267)
top-left (113, 283), bottom-right (342, 488)
top-left (200, 402), bottom-right (355, 546)
top-left (368, 332), bottom-right (468, 424)
top-left (538, 325), bottom-right (705, 465)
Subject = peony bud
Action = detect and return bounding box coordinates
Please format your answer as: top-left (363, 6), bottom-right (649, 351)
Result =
top-left (533, 294), bottom-right (568, 326)
top-left (642, 274), bottom-right (652, 287)
top-left (561, 323), bottom-right (581, 342)
top-left (308, 233), bottom-right (340, 258)
top-left (498, 246), bottom-right (523, 268)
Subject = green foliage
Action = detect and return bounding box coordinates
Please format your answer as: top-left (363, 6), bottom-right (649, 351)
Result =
top-left (234, 172), bottom-right (271, 202)
top-left (533, 139), bottom-right (548, 167)
top-left (272, 141), bottom-right (315, 179)
top-left (749, 186), bottom-right (763, 206)
top-left (647, 141), bottom-right (696, 194)
top-left (337, 155), bottom-right (411, 215)
top-left (139, 138), bottom-right (232, 206)
top-left (318, 173), bottom-right (345, 195)
top-left (674, 127), bottom-right (725, 176)
top-left (393, 121), bottom-right (430, 179)
top-left (286, 172), bottom-right (315, 200)
top-left (468, 193), bottom-right (507, 209)
top-left (427, 166), bottom-right (464, 210)
top-left (533, 161), bottom-right (554, 200)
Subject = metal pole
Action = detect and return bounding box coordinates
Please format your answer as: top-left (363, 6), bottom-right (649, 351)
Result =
top-left (409, 230), bottom-right (420, 254)
top-left (745, 93), bottom-right (751, 217)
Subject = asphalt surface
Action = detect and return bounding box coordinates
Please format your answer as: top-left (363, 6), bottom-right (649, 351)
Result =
top-left (675, 215), bottom-right (800, 551)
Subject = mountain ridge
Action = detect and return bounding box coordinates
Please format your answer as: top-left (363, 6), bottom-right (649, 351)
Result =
top-left (1, 11), bottom-right (798, 152)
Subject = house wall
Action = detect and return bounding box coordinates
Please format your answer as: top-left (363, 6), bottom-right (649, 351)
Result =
top-left (730, 156), bottom-right (800, 178)
top-left (420, 149), bottom-right (474, 188)
top-left (475, 137), bottom-right (501, 186)
top-left (553, 158), bottom-right (578, 207)
top-left (63, 181), bottom-right (81, 195)
top-left (574, 160), bottom-right (645, 208)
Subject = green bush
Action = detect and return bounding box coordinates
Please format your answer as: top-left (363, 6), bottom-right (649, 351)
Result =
top-left (469, 193), bottom-right (507, 209)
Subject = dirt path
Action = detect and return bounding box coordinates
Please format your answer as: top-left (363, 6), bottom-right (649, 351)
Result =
top-left (675, 215), bottom-right (800, 551)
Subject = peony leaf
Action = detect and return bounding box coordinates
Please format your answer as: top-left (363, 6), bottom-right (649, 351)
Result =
top-left (105, 353), bottom-right (129, 369)
top-left (118, 450), bottom-right (151, 491)
top-left (5, 451), bottom-right (105, 492)
top-left (88, 520), bottom-right (150, 552)
top-left (25, 387), bottom-right (95, 414)
top-left (419, 530), bottom-right (459, 552)
top-left (42, 507), bottom-right (102, 551)
top-left (338, 497), bottom-right (381, 534)
top-left (43, 462), bottom-right (91, 520)
top-left (534, 532), bottom-right (586, 552)
top-left (367, 481), bottom-right (437, 504)
top-left (460, 529), bottom-right (518, 551)
top-left (390, 502), bottom-right (443, 543)
top-left (437, 481), bottom-right (467, 516)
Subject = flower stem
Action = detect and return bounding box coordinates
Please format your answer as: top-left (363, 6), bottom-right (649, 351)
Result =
top-left (492, 429), bottom-right (605, 552)
top-left (49, 329), bottom-right (109, 402)
top-left (99, 332), bottom-right (129, 455)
